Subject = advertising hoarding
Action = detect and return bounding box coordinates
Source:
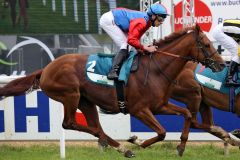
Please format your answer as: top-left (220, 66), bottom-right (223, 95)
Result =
top-left (0, 91), bottom-right (239, 140)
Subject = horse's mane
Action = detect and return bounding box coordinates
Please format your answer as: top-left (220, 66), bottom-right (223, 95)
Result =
top-left (154, 26), bottom-right (195, 46)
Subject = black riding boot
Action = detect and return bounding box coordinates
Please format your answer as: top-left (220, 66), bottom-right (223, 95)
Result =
top-left (107, 49), bottom-right (128, 80)
top-left (226, 61), bottom-right (240, 86)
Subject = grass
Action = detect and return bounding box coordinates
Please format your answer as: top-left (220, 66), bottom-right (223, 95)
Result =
top-left (0, 0), bottom-right (109, 34)
top-left (0, 0), bottom-right (143, 34)
top-left (0, 142), bottom-right (239, 160)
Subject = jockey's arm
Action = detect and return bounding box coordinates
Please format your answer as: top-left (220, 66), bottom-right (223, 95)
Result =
top-left (128, 18), bottom-right (156, 53)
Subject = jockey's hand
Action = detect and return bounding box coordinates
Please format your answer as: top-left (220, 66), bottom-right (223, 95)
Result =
top-left (143, 45), bottom-right (157, 53)
top-left (137, 49), bottom-right (144, 54)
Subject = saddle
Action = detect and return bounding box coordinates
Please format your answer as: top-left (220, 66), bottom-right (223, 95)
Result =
top-left (194, 63), bottom-right (240, 112)
top-left (86, 51), bottom-right (139, 86)
top-left (194, 63), bottom-right (240, 93)
top-left (85, 51), bottom-right (139, 114)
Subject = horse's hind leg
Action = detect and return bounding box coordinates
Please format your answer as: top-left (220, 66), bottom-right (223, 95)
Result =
top-left (61, 94), bottom-right (102, 138)
top-left (79, 97), bottom-right (135, 158)
top-left (79, 97), bottom-right (120, 148)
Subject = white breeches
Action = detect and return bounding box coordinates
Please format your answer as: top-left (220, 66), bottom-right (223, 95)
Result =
top-left (99, 11), bottom-right (128, 50)
top-left (212, 23), bottom-right (239, 63)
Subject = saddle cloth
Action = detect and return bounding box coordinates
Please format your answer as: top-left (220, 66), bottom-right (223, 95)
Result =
top-left (194, 63), bottom-right (240, 95)
top-left (85, 51), bottom-right (136, 86)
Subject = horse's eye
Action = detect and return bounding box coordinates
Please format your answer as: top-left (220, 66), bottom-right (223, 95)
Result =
top-left (205, 44), bottom-right (210, 48)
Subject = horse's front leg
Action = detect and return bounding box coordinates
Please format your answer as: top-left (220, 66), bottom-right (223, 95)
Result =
top-left (129, 104), bottom-right (191, 156)
top-left (131, 107), bottom-right (167, 148)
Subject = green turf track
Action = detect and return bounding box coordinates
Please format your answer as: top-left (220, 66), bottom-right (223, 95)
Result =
top-left (0, 142), bottom-right (239, 160)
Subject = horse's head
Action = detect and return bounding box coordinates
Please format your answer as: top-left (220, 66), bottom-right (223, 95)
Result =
top-left (189, 24), bottom-right (225, 72)
top-left (154, 24), bottom-right (225, 72)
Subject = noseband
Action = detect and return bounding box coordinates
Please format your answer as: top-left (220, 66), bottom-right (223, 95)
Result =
top-left (194, 31), bottom-right (218, 69)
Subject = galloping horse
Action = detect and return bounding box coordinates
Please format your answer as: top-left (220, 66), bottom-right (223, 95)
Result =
top-left (0, 25), bottom-right (224, 157)
top-left (170, 61), bottom-right (240, 146)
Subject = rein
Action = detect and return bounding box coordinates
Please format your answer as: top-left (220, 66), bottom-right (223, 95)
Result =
top-left (154, 50), bottom-right (198, 62)
top-left (151, 53), bottom-right (178, 85)
top-left (148, 50), bottom-right (197, 84)
top-left (143, 53), bottom-right (177, 85)
top-left (150, 49), bottom-right (214, 85)
top-left (153, 30), bottom-right (218, 67)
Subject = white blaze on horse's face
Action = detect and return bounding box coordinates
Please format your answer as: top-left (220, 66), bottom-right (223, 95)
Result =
top-left (187, 30), bottom-right (194, 34)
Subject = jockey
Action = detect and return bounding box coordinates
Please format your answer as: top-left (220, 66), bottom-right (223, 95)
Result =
top-left (99, 3), bottom-right (168, 80)
top-left (212, 19), bottom-right (240, 86)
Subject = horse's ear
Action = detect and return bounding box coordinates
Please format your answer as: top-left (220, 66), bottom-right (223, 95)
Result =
top-left (195, 24), bottom-right (201, 34)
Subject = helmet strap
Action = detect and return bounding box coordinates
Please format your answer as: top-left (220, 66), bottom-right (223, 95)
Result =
top-left (151, 16), bottom-right (158, 27)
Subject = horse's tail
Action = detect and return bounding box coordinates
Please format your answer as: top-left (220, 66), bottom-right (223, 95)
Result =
top-left (0, 69), bottom-right (43, 99)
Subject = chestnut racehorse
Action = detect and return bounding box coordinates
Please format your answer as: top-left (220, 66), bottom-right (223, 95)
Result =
top-left (0, 25), bottom-right (225, 157)
top-left (171, 62), bottom-right (240, 146)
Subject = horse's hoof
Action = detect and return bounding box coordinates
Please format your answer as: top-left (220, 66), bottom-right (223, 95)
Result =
top-left (124, 150), bottom-right (135, 158)
top-left (176, 145), bottom-right (185, 157)
top-left (127, 135), bottom-right (138, 143)
top-left (98, 139), bottom-right (108, 148)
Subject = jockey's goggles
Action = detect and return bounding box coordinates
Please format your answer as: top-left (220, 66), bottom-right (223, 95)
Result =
top-left (156, 15), bottom-right (166, 22)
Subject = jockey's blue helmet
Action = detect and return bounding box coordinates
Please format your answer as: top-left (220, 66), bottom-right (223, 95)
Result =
top-left (147, 3), bottom-right (169, 18)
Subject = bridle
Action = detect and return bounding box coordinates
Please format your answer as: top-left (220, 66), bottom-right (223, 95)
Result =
top-left (194, 31), bottom-right (219, 69)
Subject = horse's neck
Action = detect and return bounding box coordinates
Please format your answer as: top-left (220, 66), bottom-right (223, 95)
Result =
top-left (135, 53), bottom-right (187, 93)
top-left (154, 36), bottom-right (193, 84)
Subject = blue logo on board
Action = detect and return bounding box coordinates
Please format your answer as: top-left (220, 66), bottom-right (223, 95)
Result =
top-left (0, 91), bottom-right (50, 132)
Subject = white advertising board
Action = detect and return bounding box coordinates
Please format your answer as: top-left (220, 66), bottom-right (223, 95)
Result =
top-left (1, 90), bottom-right (238, 141)
top-left (0, 91), bottom-right (130, 140)
top-left (161, 0), bottom-right (240, 57)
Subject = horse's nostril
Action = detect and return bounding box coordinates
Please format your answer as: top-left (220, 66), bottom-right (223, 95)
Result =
top-left (220, 63), bottom-right (226, 68)
top-left (216, 63), bottom-right (226, 72)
